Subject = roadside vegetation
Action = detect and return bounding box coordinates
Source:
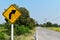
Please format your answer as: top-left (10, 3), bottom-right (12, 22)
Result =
top-left (47, 27), bottom-right (60, 32)
top-left (40, 22), bottom-right (60, 32)
top-left (0, 4), bottom-right (36, 40)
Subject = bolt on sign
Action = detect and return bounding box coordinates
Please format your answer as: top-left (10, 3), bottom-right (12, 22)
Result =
top-left (3, 5), bottom-right (21, 24)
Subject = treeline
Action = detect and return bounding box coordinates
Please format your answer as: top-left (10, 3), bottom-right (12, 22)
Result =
top-left (40, 22), bottom-right (60, 27)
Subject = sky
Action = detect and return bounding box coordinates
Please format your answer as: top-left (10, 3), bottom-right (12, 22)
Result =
top-left (0, 0), bottom-right (60, 24)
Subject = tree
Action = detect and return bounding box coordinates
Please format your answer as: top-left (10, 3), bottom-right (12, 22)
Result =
top-left (15, 7), bottom-right (30, 25)
top-left (58, 25), bottom-right (60, 27)
top-left (41, 22), bottom-right (59, 27)
top-left (35, 21), bottom-right (39, 26)
top-left (27, 18), bottom-right (36, 29)
top-left (4, 4), bottom-right (35, 27)
top-left (46, 22), bottom-right (52, 27)
top-left (40, 22), bottom-right (52, 27)
top-left (53, 23), bottom-right (58, 27)
top-left (3, 4), bottom-right (36, 35)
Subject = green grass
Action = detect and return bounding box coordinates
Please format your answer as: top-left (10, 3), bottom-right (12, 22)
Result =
top-left (0, 27), bottom-right (7, 32)
top-left (0, 27), bottom-right (9, 40)
top-left (0, 25), bottom-right (36, 40)
top-left (47, 27), bottom-right (60, 32)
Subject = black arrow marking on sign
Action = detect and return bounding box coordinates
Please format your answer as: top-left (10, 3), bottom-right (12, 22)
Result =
top-left (9, 10), bottom-right (16, 19)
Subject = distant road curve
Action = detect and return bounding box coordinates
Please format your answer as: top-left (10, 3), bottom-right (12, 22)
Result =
top-left (35, 27), bottom-right (60, 40)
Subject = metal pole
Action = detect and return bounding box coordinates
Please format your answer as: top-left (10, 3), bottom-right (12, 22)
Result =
top-left (11, 24), bottom-right (14, 40)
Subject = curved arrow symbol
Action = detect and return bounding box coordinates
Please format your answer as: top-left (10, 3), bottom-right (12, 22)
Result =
top-left (9, 10), bottom-right (16, 19)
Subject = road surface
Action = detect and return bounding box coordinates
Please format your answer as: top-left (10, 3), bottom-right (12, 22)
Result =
top-left (35, 27), bottom-right (60, 40)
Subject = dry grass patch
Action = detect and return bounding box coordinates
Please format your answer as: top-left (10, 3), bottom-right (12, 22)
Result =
top-left (14, 28), bottom-right (36, 40)
top-left (47, 27), bottom-right (60, 32)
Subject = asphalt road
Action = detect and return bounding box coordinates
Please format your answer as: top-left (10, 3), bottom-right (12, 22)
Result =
top-left (35, 27), bottom-right (60, 40)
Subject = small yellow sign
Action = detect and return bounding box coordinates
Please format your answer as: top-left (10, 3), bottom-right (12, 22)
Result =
top-left (3, 5), bottom-right (21, 24)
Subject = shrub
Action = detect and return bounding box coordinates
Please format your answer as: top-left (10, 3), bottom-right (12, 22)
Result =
top-left (14, 25), bottom-right (30, 35)
top-left (0, 32), bottom-right (6, 40)
top-left (3, 23), bottom-right (11, 35)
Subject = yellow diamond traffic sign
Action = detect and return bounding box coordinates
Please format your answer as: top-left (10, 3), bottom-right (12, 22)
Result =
top-left (3, 5), bottom-right (21, 24)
